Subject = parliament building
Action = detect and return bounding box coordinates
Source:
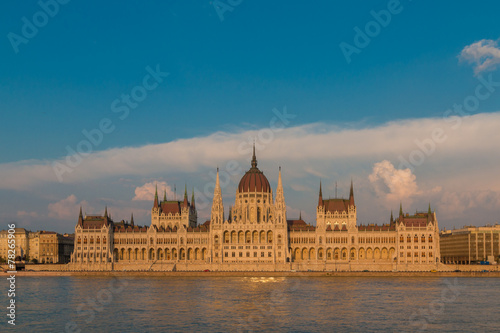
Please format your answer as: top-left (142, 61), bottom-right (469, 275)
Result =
top-left (70, 147), bottom-right (441, 271)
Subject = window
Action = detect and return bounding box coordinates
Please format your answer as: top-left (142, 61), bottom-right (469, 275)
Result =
top-left (232, 252), bottom-right (235, 257)
top-left (261, 252), bottom-right (264, 257)
top-left (224, 252), bottom-right (228, 257)
top-left (268, 252), bottom-right (272, 257)
top-left (239, 252), bottom-right (243, 257)
top-left (400, 235), bottom-right (404, 242)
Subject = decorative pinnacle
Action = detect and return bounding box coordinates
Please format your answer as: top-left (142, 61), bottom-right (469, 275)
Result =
top-left (251, 142), bottom-right (257, 168)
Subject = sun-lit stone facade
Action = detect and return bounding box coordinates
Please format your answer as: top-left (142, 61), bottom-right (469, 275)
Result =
top-left (70, 148), bottom-right (441, 271)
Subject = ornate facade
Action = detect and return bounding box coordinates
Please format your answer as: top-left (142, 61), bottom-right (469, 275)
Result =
top-left (70, 148), bottom-right (441, 271)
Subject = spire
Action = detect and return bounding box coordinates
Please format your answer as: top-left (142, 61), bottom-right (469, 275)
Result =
top-left (163, 188), bottom-right (167, 202)
top-left (78, 206), bottom-right (83, 226)
top-left (130, 213), bottom-right (134, 226)
top-left (299, 211), bottom-right (302, 220)
top-left (390, 210), bottom-right (394, 223)
top-left (215, 167), bottom-right (220, 188)
top-left (154, 183), bottom-right (159, 208)
top-left (104, 206), bottom-right (108, 218)
top-left (191, 187), bottom-right (196, 210)
top-left (318, 180), bottom-right (323, 207)
top-left (349, 179), bottom-right (355, 206)
top-left (399, 202), bottom-right (403, 217)
top-left (277, 166), bottom-right (283, 189)
top-left (428, 203), bottom-right (432, 214)
top-left (251, 142), bottom-right (257, 168)
top-left (211, 167), bottom-right (224, 224)
top-left (183, 183), bottom-right (188, 207)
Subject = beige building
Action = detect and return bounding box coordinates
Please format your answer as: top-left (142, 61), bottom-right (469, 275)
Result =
top-left (0, 228), bottom-right (30, 261)
top-left (71, 148), bottom-right (441, 271)
top-left (28, 231), bottom-right (40, 262)
top-left (440, 225), bottom-right (500, 264)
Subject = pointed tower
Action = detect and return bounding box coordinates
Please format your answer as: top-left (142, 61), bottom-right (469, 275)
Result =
top-left (163, 189), bottom-right (167, 202)
top-left (191, 187), bottom-right (196, 211)
top-left (78, 206), bottom-right (83, 226)
top-left (318, 181), bottom-right (323, 207)
top-left (104, 206), bottom-right (108, 218)
top-left (151, 183), bottom-right (160, 225)
top-left (154, 184), bottom-right (159, 209)
top-left (275, 166), bottom-right (286, 224)
top-left (211, 168), bottom-right (224, 225)
top-left (130, 213), bottom-right (135, 226)
top-left (399, 202), bottom-right (403, 217)
top-left (390, 210), bottom-right (394, 225)
top-left (183, 184), bottom-right (188, 207)
top-left (349, 179), bottom-right (355, 207)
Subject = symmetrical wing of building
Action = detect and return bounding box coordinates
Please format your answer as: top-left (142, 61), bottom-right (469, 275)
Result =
top-left (70, 148), bottom-right (441, 271)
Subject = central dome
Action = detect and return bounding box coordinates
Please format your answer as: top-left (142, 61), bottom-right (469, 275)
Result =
top-left (237, 146), bottom-right (271, 193)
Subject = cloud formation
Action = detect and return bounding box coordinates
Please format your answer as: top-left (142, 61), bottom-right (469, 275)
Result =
top-left (369, 160), bottom-right (421, 205)
top-left (460, 39), bottom-right (500, 75)
top-left (48, 195), bottom-right (90, 220)
top-left (133, 181), bottom-right (175, 201)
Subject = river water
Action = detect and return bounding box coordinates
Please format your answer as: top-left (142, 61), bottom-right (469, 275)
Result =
top-left (1, 276), bottom-right (499, 332)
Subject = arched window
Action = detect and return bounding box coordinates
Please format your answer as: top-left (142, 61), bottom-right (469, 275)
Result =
top-left (224, 231), bottom-right (229, 243)
top-left (103, 236), bottom-right (107, 244)
top-left (77, 237), bottom-right (81, 244)
top-left (278, 234), bottom-right (282, 244)
top-left (319, 237), bottom-right (323, 244)
top-left (84, 237), bottom-right (87, 244)
top-left (429, 235), bottom-right (433, 243)
top-left (407, 235), bottom-right (411, 243)
top-left (214, 235), bottom-right (219, 245)
top-left (257, 208), bottom-right (261, 222)
top-left (150, 237), bottom-right (154, 245)
top-left (414, 234), bottom-right (418, 243)
top-left (90, 237), bottom-right (94, 244)
top-left (399, 235), bottom-right (404, 242)
top-left (421, 235), bottom-right (425, 243)
top-left (96, 237), bottom-right (100, 244)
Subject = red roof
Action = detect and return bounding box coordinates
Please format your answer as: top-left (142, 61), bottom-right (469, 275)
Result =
top-left (323, 199), bottom-right (349, 213)
top-left (161, 201), bottom-right (182, 215)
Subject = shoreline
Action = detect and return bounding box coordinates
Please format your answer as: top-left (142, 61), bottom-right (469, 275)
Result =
top-left (4, 270), bottom-right (500, 278)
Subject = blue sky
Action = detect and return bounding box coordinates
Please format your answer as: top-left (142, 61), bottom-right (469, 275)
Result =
top-left (1, 1), bottom-right (500, 233)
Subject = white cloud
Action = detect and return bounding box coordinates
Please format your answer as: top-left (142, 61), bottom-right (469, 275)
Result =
top-left (460, 39), bottom-right (500, 75)
top-left (48, 195), bottom-right (90, 220)
top-left (16, 210), bottom-right (38, 218)
top-left (133, 181), bottom-right (175, 201)
top-left (437, 190), bottom-right (500, 219)
top-left (1, 112), bottom-right (500, 192)
top-left (369, 160), bottom-right (421, 206)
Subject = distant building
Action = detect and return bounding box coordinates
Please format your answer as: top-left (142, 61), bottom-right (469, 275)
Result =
top-left (70, 147), bottom-right (441, 271)
top-left (39, 231), bottom-right (74, 264)
top-left (440, 225), bottom-right (500, 264)
top-left (28, 231), bottom-right (40, 262)
top-left (0, 228), bottom-right (30, 261)
top-left (0, 229), bottom-right (73, 264)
